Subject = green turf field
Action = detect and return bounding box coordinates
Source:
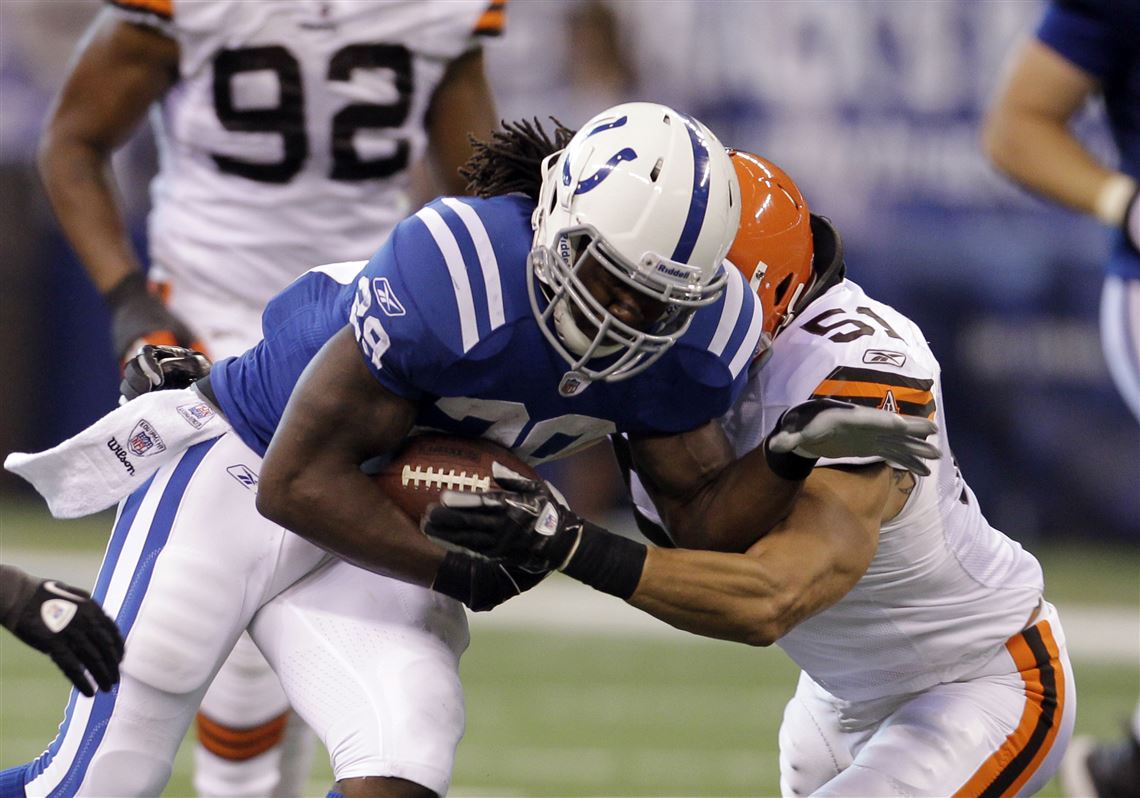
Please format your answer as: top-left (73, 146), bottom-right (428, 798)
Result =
top-left (2, 501), bottom-right (1137, 797)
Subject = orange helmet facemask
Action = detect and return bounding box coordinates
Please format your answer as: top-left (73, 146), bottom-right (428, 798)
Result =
top-left (726, 150), bottom-right (815, 360)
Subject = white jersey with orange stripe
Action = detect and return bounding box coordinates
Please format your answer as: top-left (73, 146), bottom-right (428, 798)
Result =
top-left (107, 0), bottom-right (502, 318)
top-left (636, 278), bottom-right (1045, 702)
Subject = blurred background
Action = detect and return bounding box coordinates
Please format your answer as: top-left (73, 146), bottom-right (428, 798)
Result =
top-left (1, 1), bottom-right (1137, 796)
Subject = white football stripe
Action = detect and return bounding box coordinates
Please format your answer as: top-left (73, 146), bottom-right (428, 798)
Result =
top-left (309, 260), bottom-right (368, 285)
top-left (442, 198), bottom-right (506, 331)
top-left (707, 268), bottom-right (745, 357)
top-left (728, 290), bottom-right (765, 377)
top-left (415, 206), bottom-right (479, 352)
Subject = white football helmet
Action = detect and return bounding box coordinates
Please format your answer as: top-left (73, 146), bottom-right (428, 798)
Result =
top-left (529, 101), bottom-right (741, 384)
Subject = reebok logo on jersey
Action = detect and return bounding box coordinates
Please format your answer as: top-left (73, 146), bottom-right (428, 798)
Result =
top-left (128, 420), bottom-right (166, 457)
top-left (41, 599), bottom-right (77, 633)
top-left (372, 278), bottom-right (405, 317)
top-left (863, 349), bottom-right (907, 367)
top-left (106, 438), bottom-right (136, 476)
top-left (177, 402), bottom-right (215, 430)
top-left (227, 464), bottom-right (258, 491)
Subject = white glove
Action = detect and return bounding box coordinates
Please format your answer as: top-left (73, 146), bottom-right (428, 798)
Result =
top-left (766, 398), bottom-right (941, 476)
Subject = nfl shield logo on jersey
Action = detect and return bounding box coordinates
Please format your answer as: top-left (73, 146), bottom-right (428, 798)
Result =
top-left (558, 371), bottom-right (590, 397)
top-left (128, 420), bottom-right (166, 457)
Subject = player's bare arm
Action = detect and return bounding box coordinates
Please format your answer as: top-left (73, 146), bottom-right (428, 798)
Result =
top-left (628, 463), bottom-right (890, 645)
top-left (628, 421), bottom-right (802, 553)
top-left (257, 327), bottom-right (443, 586)
top-left (424, 459), bottom-right (892, 642)
top-left (982, 38), bottom-right (1112, 215)
top-left (424, 47), bottom-right (497, 195)
top-left (628, 398), bottom-right (936, 553)
top-left (38, 12), bottom-right (177, 295)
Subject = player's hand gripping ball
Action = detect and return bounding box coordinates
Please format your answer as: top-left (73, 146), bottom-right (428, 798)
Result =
top-left (374, 434), bottom-right (539, 522)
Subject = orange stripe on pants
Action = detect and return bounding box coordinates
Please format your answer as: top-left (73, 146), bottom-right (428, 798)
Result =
top-left (197, 710), bottom-right (289, 761)
top-left (954, 620), bottom-right (1065, 797)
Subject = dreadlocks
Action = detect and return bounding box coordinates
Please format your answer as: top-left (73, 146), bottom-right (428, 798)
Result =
top-left (460, 117), bottom-right (576, 200)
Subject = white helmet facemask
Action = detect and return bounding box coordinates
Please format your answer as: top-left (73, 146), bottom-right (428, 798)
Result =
top-left (529, 102), bottom-right (741, 385)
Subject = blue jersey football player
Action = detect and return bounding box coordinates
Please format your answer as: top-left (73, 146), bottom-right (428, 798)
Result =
top-left (3, 102), bottom-right (937, 798)
top-left (984, 2), bottom-right (1140, 796)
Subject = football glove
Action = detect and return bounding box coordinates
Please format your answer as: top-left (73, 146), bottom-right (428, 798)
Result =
top-left (430, 551), bottom-right (549, 612)
top-left (1, 567), bottom-right (124, 696)
top-left (120, 344), bottom-right (212, 402)
top-left (766, 398), bottom-right (940, 477)
top-left (426, 463), bottom-right (582, 574)
top-left (426, 464), bottom-right (647, 598)
top-left (106, 272), bottom-right (201, 360)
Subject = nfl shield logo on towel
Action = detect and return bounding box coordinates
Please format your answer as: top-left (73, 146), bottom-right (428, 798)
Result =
top-left (128, 419), bottom-right (167, 457)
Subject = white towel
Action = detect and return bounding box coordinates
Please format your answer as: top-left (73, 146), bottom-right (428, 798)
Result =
top-left (4, 387), bottom-right (231, 519)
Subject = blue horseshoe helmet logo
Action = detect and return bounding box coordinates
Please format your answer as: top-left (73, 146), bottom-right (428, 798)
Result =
top-left (562, 115), bottom-right (638, 194)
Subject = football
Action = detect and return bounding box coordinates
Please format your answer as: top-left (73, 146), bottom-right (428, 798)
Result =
top-left (374, 434), bottom-right (538, 521)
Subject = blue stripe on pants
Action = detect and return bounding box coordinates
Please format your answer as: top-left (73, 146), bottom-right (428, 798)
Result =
top-left (19, 439), bottom-right (218, 797)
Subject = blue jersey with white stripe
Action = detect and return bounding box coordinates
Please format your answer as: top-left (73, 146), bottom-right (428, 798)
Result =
top-left (1038, 0), bottom-right (1140, 278)
top-left (210, 195), bottom-right (762, 463)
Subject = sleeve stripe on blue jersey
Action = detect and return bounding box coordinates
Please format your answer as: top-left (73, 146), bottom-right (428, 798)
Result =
top-left (309, 260), bottom-right (368, 286)
top-left (727, 288), bottom-right (764, 377)
top-left (441, 198), bottom-right (506, 331)
top-left (708, 266), bottom-right (744, 357)
top-left (415, 206), bottom-right (480, 352)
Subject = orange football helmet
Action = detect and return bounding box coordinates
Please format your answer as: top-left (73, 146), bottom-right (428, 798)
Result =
top-left (726, 150), bottom-right (815, 350)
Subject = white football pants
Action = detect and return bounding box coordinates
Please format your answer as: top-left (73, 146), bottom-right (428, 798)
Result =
top-left (18, 433), bottom-right (469, 798)
top-left (1100, 274), bottom-right (1140, 423)
top-left (161, 281), bottom-right (316, 798)
top-left (778, 602), bottom-right (1075, 797)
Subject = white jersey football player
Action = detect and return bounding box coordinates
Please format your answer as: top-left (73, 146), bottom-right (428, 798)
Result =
top-left (425, 151), bottom-right (1075, 797)
top-left (36, 1), bottom-right (503, 795)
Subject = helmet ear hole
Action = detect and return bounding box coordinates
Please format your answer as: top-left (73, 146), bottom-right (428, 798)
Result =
top-left (773, 273), bottom-right (794, 306)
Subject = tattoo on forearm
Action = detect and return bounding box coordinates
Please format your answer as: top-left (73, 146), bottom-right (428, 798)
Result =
top-left (892, 469), bottom-right (915, 496)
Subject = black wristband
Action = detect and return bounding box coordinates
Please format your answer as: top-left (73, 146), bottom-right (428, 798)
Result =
top-left (763, 436), bottom-right (818, 481)
top-left (561, 522), bottom-right (647, 600)
top-left (104, 271), bottom-right (149, 310)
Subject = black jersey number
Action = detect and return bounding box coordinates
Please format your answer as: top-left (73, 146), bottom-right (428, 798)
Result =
top-left (802, 306), bottom-right (904, 343)
top-left (211, 43), bottom-right (412, 184)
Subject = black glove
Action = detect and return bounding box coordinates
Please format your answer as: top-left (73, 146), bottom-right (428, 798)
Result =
top-left (764, 398), bottom-right (940, 480)
top-left (426, 464), bottom-right (646, 598)
top-left (431, 551), bottom-right (548, 612)
top-left (106, 272), bottom-right (198, 360)
top-left (426, 464), bottom-right (582, 574)
top-left (120, 344), bottom-right (212, 401)
top-left (2, 570), bottom-right (124, 696)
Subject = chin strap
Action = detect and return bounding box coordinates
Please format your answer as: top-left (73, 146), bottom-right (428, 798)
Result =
top-left (552, 297), bottom-right (620, 358)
